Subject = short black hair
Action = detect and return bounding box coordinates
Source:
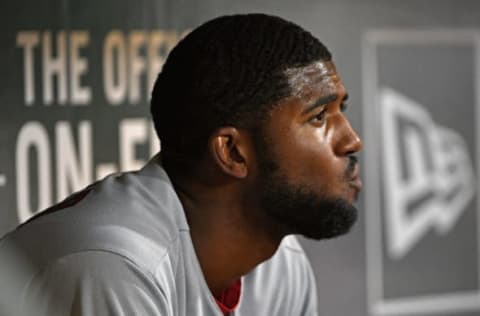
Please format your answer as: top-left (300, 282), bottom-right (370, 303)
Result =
top-left (151, 13), bottom-right (331, 171)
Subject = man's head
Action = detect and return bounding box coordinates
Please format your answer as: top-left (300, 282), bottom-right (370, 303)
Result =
top-left (151, 13), bottom-right (362, 240)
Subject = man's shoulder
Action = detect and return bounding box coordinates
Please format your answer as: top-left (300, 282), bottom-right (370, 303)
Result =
top-left (0, 158), bottom-right (187, 274)
top-left (0, 247), bottom-right (174, 316)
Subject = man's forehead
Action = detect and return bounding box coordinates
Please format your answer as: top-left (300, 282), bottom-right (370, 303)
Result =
top-left (284, 60), bottom-right (342, 99)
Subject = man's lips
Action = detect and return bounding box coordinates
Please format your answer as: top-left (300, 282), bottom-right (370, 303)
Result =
top-left (349, 176), bottom-right (363, 192)
top-left (348, 166), bottom-right (363, 192)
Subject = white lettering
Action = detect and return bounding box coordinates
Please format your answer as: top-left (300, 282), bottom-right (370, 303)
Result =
top-left (15, 122), bottom-right (52, 223)
top-left (103, 30), bottom-right (127, 105)
top-left (42, 31), bottom-right (68, 105)
top-left (150, 122), bottom-right (160, 156)
top-left (69, 31), bottom-right (91, 105)
top-left (56, 121), bottom-right (93, 201)
top-left (119, 118), bottom-right (148, 171)
top-left (17, 31), bottom-right (39, 105)
top-left (128, 31), bottom-right (147, 104)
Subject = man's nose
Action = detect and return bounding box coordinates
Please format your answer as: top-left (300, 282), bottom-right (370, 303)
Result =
top-left (334, 117), bottom-right (362, 156)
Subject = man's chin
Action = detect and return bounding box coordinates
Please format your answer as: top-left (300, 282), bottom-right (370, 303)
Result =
top-left (262, 195), bottom-right (359, 241)
top-left (296, 201), bottom-right (358, 240)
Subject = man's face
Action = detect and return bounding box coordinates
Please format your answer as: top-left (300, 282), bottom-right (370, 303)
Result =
top-left (255, 60), bottom-right (362, 240)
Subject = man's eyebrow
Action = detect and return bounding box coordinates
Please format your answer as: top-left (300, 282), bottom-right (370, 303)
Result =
top-left (302, 94), bottom-right (337, 115)
top-left (302, 93), bottom-right (350, 115)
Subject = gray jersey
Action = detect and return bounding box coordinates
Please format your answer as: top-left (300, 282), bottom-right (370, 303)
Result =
top-left (0, 155), bottom-right (318, 316)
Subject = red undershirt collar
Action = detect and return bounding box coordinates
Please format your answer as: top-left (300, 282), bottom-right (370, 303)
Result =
top-left (214, 279), bottom-right (242, 315)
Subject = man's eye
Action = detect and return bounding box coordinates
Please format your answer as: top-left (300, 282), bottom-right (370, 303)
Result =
top-left (312, 110), bottom-right (326, 124)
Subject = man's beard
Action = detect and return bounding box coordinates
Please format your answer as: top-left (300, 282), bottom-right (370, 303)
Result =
top-left (256, 142), bottom-right (358, 240)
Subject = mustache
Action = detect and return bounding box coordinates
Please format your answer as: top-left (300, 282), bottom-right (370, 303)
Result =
top-left (345, 155), bottom-right (358, 177)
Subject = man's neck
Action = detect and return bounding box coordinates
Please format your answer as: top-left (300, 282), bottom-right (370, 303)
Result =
top-left (172, 178), bottom-right (283, 297)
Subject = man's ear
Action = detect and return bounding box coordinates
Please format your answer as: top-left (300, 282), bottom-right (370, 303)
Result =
top-left (209, 127), bottom-right (250, 179)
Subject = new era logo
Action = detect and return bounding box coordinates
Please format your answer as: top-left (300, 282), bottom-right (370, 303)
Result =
top-left (381, 87), bottom-right (476, 259)
top-left (363, 30), bottom-right (480, 316)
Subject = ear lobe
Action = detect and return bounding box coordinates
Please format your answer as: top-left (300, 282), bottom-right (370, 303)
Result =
top-left (210, 127), bottom-right (248, 179)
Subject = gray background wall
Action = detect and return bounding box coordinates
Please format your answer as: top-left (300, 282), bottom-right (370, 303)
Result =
top-left (1, 1), bottom-right (479, 315)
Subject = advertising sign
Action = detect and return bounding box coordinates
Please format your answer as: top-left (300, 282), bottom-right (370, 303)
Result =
top-left (363, 30), bottom-right (480, 316)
